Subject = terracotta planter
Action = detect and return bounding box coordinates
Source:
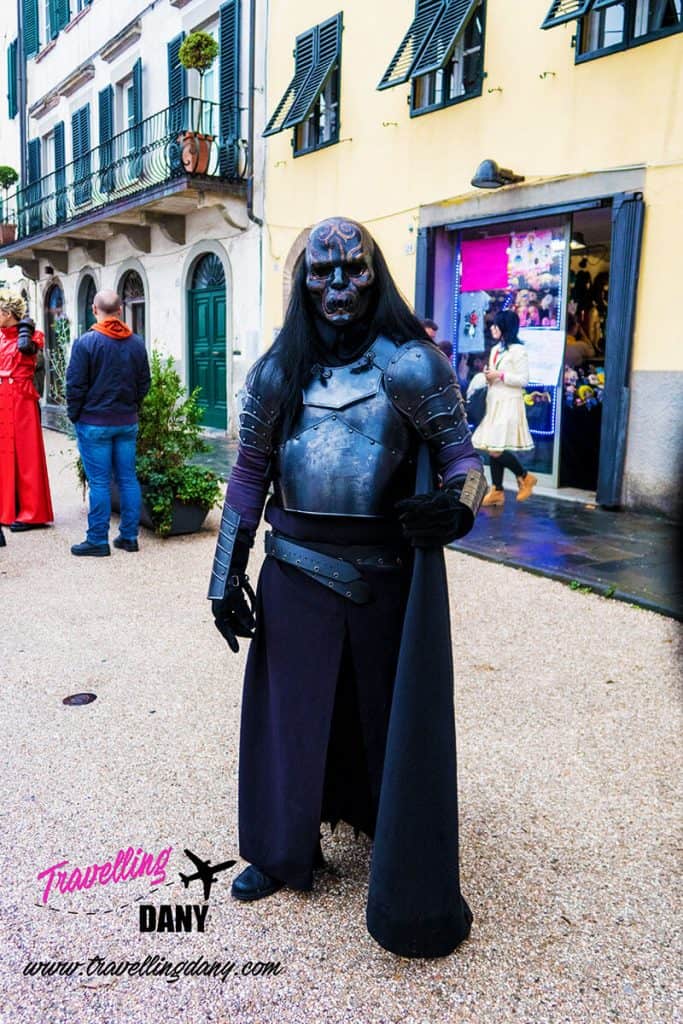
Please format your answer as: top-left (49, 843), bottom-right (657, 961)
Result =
top-left (178, 132), bottom-right (214, 175)
top-left (0, 223), bottom-right (17, 245)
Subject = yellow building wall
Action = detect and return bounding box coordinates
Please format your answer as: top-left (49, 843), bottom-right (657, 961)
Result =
top-left (263, 0), bottom-right (683, 371)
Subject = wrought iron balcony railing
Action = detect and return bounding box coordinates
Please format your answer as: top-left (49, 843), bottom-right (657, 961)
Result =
top-left (0, 98), bottom-right (246, 244)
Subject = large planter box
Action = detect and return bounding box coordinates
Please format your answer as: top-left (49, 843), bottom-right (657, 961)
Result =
top-left (110, 482), bottom-right (210, 536)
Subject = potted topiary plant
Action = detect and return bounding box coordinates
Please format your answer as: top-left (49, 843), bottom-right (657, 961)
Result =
top-left (178, 30), bottom-right (220, 175)
top-left (76, 350), bottom-right (223, 536)
top-left (0, 166), bottom-right (19, 244)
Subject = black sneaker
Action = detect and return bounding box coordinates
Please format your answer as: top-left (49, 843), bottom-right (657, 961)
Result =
top-left (71, 540), bottom-right (111, 557)
top-left (113, 536), bottom-right (139, 552)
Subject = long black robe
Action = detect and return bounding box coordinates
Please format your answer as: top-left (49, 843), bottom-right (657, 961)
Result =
top-left (238, 503), bottom-right (412, 891)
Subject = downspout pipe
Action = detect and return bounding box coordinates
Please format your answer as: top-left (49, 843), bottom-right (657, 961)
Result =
top-left (17, 0), bottom-right (27, 187)
top-left (246, 0), bottom-right (263, 227)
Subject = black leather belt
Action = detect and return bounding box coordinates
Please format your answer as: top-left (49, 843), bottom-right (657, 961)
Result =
top-left (264, 531), bottom-right (406, 605)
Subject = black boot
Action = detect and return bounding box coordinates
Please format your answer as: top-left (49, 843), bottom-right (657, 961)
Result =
top-left (231, 865), bottom-right (283, 902)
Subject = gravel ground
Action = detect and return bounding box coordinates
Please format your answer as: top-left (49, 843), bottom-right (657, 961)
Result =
top-left (0, 431), bottom-right (680, 1024)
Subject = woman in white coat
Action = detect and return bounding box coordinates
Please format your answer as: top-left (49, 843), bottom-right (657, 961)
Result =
top-left (472, 310), bottom-right (537, 506)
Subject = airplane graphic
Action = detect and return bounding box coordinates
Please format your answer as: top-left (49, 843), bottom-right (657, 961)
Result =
top-left (179, 849), bottom-right (237, 901)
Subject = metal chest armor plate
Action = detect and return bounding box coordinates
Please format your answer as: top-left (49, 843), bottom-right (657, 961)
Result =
top-left (274, 336), bottom-right (416, 517)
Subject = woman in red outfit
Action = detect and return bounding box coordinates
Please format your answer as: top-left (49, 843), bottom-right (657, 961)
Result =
top-left (0, 290), bottom-right (54, 530)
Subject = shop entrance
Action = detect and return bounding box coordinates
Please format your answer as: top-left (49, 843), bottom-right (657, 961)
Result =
top-left (559, 207), bottom-right (612, 492)
top-left (427, 192), bottom-right (643, 506)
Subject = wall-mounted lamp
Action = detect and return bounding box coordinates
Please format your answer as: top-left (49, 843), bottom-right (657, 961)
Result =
top-left (471, 159), bottom-right (525, 189)
top-left (570, 231), bottom-right (587, 251)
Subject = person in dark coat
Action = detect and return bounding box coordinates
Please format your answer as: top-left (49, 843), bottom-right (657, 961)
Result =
top-left (66, 289), bottom-right (150, 556)
top-left (208, 218), bottom-right (486, 942)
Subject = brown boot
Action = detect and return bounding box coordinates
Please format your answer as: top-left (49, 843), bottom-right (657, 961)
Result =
top-left (516, 472), bottom-right (538, 502)
top-left (482, 486), bottom-right (505, 507)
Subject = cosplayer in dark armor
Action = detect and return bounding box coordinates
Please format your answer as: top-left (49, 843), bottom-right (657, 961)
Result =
top-left (209, 217), bottom-right (486, 954)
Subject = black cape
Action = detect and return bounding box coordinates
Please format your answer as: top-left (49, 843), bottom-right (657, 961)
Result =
top-left (366, 443), bottom-right (472, 957)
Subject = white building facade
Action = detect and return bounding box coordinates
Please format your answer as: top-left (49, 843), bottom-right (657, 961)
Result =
top-left (1, 0), bottom-right (266, 433)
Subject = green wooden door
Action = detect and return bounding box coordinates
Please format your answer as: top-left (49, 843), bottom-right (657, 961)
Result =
top-left (188, 254), bottom-right (227, 430)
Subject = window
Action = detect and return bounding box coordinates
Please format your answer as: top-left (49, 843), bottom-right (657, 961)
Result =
top-left (116, 60), bottom-right (143, 178)
top-left (121, 270), bottom-right (146, 337)
top-left (541, 0), bottom-right (681, 57)
top-left (263, 13), bottom-right (342, 156)
top-left (411, 1), bottom-right (485, 115)
top-left (294, 64), bottom-right (339, 153)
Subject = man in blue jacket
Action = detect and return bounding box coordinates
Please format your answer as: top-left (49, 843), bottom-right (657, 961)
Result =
top-left (66, 289), bottom-right (150, 556)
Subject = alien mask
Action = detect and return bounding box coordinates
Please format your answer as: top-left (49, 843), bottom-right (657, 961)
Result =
top-left (305, 217), bottom-right (376, 326)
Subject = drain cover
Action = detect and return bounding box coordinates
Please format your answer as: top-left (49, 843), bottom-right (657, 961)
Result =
top-left (62, 693), bottom-right (97, 706)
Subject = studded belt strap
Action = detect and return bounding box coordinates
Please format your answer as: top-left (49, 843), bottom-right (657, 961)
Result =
top-left (264, 532), bottom-right (406, 605)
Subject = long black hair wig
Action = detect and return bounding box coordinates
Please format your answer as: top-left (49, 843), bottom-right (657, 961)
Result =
top-left (493, 309), bottom-right (522, 348)
top-left (249, 240), bottom-right (430, 440)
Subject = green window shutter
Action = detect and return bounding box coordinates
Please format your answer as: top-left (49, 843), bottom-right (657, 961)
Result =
top-left (98, 85), bottom-right (114, 145)
top-left (98, 86), bottom-right (114, 192)
top-left (7, 39), bottom-right (18, 119)
top-left (378, 0), bottom-right (444, 90)
top-left (219, 0), bottom-right (240, 178)
top-left (72, 103), bottom-right (91, 204)
top-left (47, 0), bottom-right (58, 39)
top-left (540, 0), bottom-right (595, 29)
top-left (57, 0), bottom-right (70, 30)
top-left (132, 58), bottom-right (143, 147)
top-left (168, 33), bottom-right (187, 132)
top-left (54, 121), bottom-right (66, 222)
top-left (26, 138), bottom-right (42, 231)
top-left (282, 13), bottom-right (342, 130)
top-left (23, 0), bottom-right (40, 58)
top-left (410, 0), bottom-right (478, 77)
top-left (47, 0), bottom-right (68, 38)
top-left (27, 138), bottom-right (41, 183)
top-left (263, 27), bottom-right (315, 137)
top-left (132, 58), bottom-right (143, 122)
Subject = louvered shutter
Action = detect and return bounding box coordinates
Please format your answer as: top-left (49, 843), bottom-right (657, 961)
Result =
top-left (47, 0), bottom-right (69, 39)
top-left (378, 0), bottom-right (444, 90)
top-left (219, 0), bottom-right (241, 178)
top-left (130, 59), bottom-right (143, 176)
top-left (7, 39), bottom-right (18, 119)
top-left (54, 121), bottom-right (66, 223)
top-left (27, 138), bottom-right (42, 231)
top-left (282, 13), bottom-right (341, 129)
top-left (168, 33), bottom-right (187, 132)
top-left (263, 28), bottom-right (315, 137)
top-left (98, 86), bottom-right (114, 193)
top-left (23, 0), bottom-right (40, 57)
top-left (72, 104), bottom-right (91, 205)
top-left (56, 0), bottom-right (70, 31)
top-left (540, 0), bottom-right (595, 29)
top-left (410, 0), bottom-right (478, 77)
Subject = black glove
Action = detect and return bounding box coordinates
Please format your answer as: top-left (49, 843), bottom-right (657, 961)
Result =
top-left (17, 317), bottom-right (37, 355)
top-left (211, 532), bottom-right (256, 653)
top-left (395, 479), bottom-right (474, 548)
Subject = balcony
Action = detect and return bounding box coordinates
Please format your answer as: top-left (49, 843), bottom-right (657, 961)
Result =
top-left (0, 98), bottom-right (248, 274)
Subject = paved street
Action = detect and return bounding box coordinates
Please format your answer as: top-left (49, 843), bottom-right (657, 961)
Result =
top-left (0, 430), bottom-right (680, 1024)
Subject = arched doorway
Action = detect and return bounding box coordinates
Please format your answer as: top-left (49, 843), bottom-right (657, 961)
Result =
top-left (78, 274), bottom-right (97, 335)
top-left (121, 269), bottom-right (146, 337)
top-left (44, 282), bottom-right (66, 405)
top-left (187, 253), bottom-right (227, 429)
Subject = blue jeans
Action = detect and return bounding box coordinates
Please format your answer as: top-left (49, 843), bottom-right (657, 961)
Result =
top-left (76, 423), bottom-right (141, 544)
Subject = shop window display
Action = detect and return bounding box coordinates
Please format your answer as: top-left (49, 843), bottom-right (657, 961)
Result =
top-left (454, 222), bottom-right (568, 477)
